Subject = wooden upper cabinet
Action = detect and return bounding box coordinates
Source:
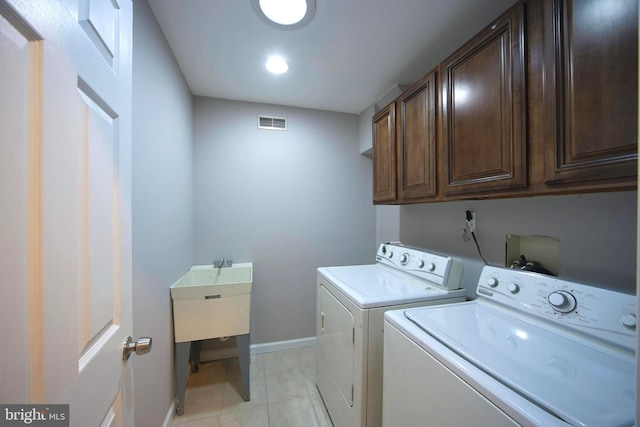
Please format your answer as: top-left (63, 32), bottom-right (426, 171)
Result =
top-left (440, 3), bottom-right (527, 197)
top-left (398, 70), bottom-right (438, 201)
top-left (372, 102), bottom-right (397, 203)
top-left (543, 0), bottom-right (638, 187)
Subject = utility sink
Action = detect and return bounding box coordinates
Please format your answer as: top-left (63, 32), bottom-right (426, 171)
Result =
top-left (170, 262), bottom-right (252, 343)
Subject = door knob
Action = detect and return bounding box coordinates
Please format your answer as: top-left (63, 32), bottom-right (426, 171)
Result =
top-left (122, 336), bottom-right (152, 360)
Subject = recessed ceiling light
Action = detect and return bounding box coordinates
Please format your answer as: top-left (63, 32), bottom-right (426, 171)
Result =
top-left (260, 0), bottom-right (307, 25)
top-left (251, 0), bottom-right (316, 30)
top-left (266, 56), bottom-right (289, 74)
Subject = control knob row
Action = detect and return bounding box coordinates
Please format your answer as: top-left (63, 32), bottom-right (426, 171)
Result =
top-left (399, 253), bottom-right (435, 271)
top-left (486, 278), bottom-right (519, 294)
top-left (483, 277), bottom-right (637, 327)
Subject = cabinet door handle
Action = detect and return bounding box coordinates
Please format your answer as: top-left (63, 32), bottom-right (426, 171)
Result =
top-left (321, 312), bottom-right (325, 333)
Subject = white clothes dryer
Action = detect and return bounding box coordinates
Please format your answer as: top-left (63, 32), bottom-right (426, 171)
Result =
top-left (316, 243), bottom-right (466, 427)
top-left (383, 265), bottom-right (637, 427)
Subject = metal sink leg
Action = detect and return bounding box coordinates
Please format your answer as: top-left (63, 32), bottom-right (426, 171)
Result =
top-left (174, 341), bottom-right (190, 416)
top-left (237, 333), bottom-right (251, 401)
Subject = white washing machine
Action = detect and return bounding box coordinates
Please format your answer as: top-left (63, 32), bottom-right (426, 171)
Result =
top-left (316, 243), bottom-right (466, 427)
top-left (383, 265), bottom-right (637, 427)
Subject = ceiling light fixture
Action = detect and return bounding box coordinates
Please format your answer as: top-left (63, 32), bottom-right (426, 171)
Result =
top-left (266, 56), bottom-right (289, 74)
top-left (251, 0), bottom-right (316, 30)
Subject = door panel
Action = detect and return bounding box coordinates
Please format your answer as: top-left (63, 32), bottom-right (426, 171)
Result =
top-left (398, 70), bottom-right (437, 201)
top-left (317, 285), bottom-right (355, 406)
top-left (79, 0), bottom-right (119, 66)
top-left (372, 103), bottom-right (397, 203)
top-left (79, 80), bottom-right (119, 349)
top-left (441, 3), bottom-right (527, 196)
top-left (543, 0), bottom-right (638, 186)
top-left (1, 1), bottom-right (134, 425)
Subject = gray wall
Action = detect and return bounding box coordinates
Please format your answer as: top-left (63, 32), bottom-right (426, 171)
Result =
top-left (193, 97), bottom-right (376, 344)
top-left (132, 1), bottom-right (194, 425)
top-left (398, 192), bottom-right (637, 296)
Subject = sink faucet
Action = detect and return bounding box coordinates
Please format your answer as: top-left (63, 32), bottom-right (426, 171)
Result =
top-left (213, 258), bottom-right (233, 268)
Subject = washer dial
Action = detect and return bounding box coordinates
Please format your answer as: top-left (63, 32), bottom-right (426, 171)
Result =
top-left (547, 291), bottom-right (577, 313)
top-left (400, 253), bottom-right (409, 265)
top-left (619, 313), bottom-right (637, 329)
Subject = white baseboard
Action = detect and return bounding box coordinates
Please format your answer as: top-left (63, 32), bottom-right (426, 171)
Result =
top-left (250, 336), bottom-right (316, 355)
top-left (162, 400), bottom-right (175, 427)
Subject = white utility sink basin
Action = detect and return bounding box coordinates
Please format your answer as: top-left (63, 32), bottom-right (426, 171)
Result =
top-left (170, 262), bottom-right (252, 343)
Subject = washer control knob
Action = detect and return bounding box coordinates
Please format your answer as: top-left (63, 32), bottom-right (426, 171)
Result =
top-left (400, 253), bottom-right (409, 265)
top-left (507, 283), bottom-right (520, 294)
top-left (547, 291), bottom-right (577, 313)
top-left (388, 251), bottom-right (393, 259)
top-left (418, 260), bottom-right (425, 268)
top-left (619, 313), bottom-right (637, 329)
top-left (427, 263), bottom-right (436, 272)
top-left (487, 277), bottom-right (498, 288)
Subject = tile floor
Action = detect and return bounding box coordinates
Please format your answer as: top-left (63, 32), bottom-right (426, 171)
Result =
top-left (170, 347), bottom-right (333, 427)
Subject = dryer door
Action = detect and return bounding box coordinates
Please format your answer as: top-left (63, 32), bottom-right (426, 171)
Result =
top-left (317, 284), bottom-right (355, 406)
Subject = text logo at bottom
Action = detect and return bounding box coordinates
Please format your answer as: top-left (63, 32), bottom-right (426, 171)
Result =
top-left (0, 405), bottom-right (69, 426)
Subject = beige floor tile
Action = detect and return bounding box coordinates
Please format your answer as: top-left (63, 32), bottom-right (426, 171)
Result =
top-left (172, 416), bottom-right (221, 427)
top-left (262, 350), bottom-right (300, 376)
top-left (176, 348), bottom-right (333, 427)
top-left (265, 371), bottom-right (311, 404)
top-left (297, 347), bottom-right (315, 367)
top-left (219, 405), bottom-right (269, 427)
top-left (309, 385), bottom-right (333, 427)
top-left (250, 355), bottom-right (266, 378)
top-left (297, 347), bottom-right (316, 378)
top-left (172, 384), bottom-right (225, 424)
top-left (174, 360), bottom-right (228, 424)
top-left (220, 375), bottom-right (267, 414)
top-left (268, 397), bottom-right (320, 427)
top-left (227, 355), bottom-right (265, 380)
top-left (189, 360), bottom-right (229, 387)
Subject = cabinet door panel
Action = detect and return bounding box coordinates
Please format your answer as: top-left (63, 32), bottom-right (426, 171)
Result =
top-left (399, 71), bottom-right (437, 200)
top-left (543, 0), bottom-right (638, 186)
top-left (373, 103), bottom-right (397, 203)
top-left (441, 3), bottom-right (527, 197)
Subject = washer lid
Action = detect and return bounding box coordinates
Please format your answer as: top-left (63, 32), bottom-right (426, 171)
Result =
top-left (405, 303), bottom-right (636, 427)
top-left (318, 265), bottom-right (464, 309)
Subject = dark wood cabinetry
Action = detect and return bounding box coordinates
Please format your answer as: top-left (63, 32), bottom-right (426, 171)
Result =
top-left (371, 0), bottom-right (637, 205)
top-left (542, 0), bottom-right (638, 188)
top-left (440, 3), bottom-right (527, 197)
top-left (372, 103), bottom-right (396, 203)
top-left (398, 70), bottom-right (438, 201)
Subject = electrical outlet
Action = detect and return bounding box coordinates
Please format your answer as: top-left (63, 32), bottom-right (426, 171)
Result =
top-left (465, 210), bottom-right (476, 233)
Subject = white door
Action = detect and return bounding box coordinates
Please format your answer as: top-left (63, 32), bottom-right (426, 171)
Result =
top-left (0, 0), bottom-right (136, 426)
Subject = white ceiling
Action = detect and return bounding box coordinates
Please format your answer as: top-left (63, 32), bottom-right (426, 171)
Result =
top-left (147, 0), bottom-right (517, 114)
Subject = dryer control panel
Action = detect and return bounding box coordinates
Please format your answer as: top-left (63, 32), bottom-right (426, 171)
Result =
top-left (376, 243), bottom-right (463, 291)
top-left (477, 266), bottom-right (637, 352)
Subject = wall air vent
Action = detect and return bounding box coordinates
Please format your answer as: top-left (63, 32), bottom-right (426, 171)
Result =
top-left (258, 115), bottom-right (287, 130)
